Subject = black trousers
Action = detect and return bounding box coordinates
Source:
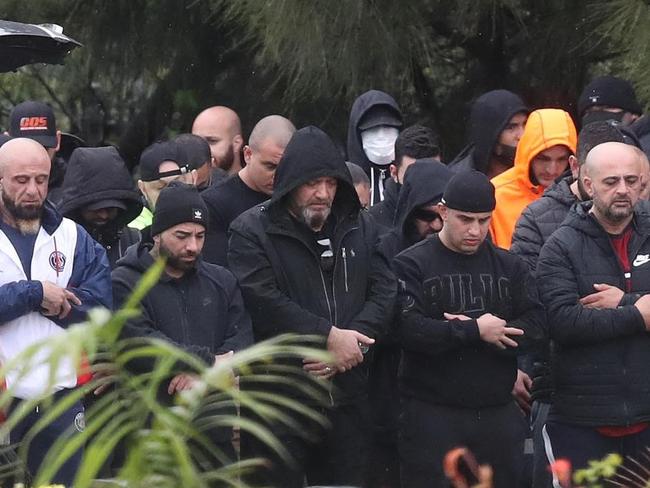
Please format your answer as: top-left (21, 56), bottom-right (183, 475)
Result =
top-left (543, 420), bottom-right (650, 486)
top-left (10, 392), bottom-right (84, 486)
top-left (240, 400), bottom-right (370, 488)
top-left (399, 398), bottom-right (527, 488)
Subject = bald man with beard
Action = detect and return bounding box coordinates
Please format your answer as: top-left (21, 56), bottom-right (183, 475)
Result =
top-left (0, 138), bottom-right (111, 485)
top-left (192, 105), bottom-right (244, 176)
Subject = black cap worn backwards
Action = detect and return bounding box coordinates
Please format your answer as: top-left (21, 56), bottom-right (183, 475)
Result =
top-left (442, 170), bottom-right (496, 213)
top-left (9, 101), bottom-right (58, 148)
top-left (139, 141), bottom-right (188, 182)
top-left (151, 182), bottom-right (209, 236)
top-left (174, 133), bottom-right (211, 170)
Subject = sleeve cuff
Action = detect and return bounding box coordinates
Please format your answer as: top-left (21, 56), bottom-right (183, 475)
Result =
top-left (28, 280), bottom-right (43, 310)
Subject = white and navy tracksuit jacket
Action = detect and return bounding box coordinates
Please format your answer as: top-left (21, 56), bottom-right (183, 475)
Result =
top-left (0, 202), bottom-right (112, 399)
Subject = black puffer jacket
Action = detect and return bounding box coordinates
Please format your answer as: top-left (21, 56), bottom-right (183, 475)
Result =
top-left (346, 90), bottom-right (403, 206)
top-left (537, 201), bottom-right (650, 426)
top-left (632, 115), bottom-right (650, 160)
top-left (58, 146), bottom-right (142, 268)
top-left (448, 90), bottom-right (528, 175)
top-left (511, 175), bottom-right (578, 274)
top-left (511, 175), bottom-right (578, 402)
top-left (229, 126), bottom-right (397, 405)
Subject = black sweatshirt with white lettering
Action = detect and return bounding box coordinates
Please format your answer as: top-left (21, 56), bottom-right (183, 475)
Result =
top-left (394, 235), bottom-right (545, 408)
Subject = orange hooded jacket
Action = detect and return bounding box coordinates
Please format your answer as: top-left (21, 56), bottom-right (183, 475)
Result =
top-left (489, 109), bottom-right (577, 249)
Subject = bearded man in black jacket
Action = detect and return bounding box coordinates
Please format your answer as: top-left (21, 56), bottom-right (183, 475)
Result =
top-left (394, 170), bottom-right (545, 488)
top-left (228, 126), bottom-right (396, 488)
top-left (537, 141), bottom-right (650, 475)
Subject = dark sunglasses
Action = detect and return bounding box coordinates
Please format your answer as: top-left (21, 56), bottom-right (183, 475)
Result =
top-left (412, 209), bottom-right (442, 222)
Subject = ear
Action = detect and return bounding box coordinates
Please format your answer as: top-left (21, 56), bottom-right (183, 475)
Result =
top-left (54, 130), bottom-right (62, 152)
top-left (568, 155), bottom-right (580, 180)
top-left (243, 145), bottom-right (253, 165)
top-left (582, 173), bottom-right (595, 198)
top-left (437, 203), bottom-right (448, 221)
top-left (389, 164), bottom-right (398, 181)
top-left (233, 134), bottom-right (244, 153)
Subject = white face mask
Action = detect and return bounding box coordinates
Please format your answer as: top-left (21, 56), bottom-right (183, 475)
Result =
top-left (361, 126), bottom-right (399, 166)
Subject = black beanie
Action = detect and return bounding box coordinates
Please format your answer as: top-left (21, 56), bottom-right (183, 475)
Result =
top-left (442, 170), bottom-right (496, 213)
top-left (578, 76), bottom-right (642, 117)
top-left (151, 182), bottom-right (209, 235)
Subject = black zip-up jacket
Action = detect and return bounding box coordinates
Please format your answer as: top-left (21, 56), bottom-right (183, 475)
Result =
top-left (58, 146), bottom-right (142, 268)
top-left (537, 201), bottom-right (650, 426)
top-left (229, 126), bottom-right (397, 405)
top-left (367, 178), bottom-right (400, 234)
top-left (112, 228), bottom-right (254, 367)
top-left (448, 90), bottom-right (528, 175)
top-left (346, 90), bottom-right (403, 206)
top-left (394, 235), bottom-right (545, 408)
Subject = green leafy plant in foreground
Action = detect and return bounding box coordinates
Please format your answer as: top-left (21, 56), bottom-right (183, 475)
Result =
top-left (0, 259), bottom-right (330, 487)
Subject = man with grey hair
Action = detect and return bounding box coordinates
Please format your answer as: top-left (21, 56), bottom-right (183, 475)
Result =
top-left (202, 115), bottom-right (296, 266)
top-left (0, 138), bottom-right (111, 485)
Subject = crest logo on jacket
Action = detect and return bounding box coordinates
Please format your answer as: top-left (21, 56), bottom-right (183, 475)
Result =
top-left (49, 251), bottom-right (66, 272)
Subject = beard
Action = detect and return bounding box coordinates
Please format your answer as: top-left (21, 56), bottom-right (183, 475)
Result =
top-left (594, 194), bottom-right (634, 223)
top-left (2, 192), bottom-right (42, 235)
top-left (215, 144), bottom-right (235, 172)
top-left (299, 204), bottom-right (331, 231)
top-left (159, 239), bottom-right (199, 273)
top-left (492, 143), bottom-right (517, 166)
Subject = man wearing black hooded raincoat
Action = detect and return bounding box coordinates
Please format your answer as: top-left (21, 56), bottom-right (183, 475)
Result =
top-left (57, 146), bottom-right (142, 268)
top-left (229, 126), bottom-right (396, 488)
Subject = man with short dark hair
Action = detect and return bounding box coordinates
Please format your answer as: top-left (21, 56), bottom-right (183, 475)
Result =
top-left (191, 105), bottom-right (244, 176)
top-left (58, 146), bottom-right (142, 269)
top-left (449, 90), bottom-right (529, 178)
top-left (229, 126), bottom-right (396, 488)
top-left (346, 161), bottom-right (370, 209)
top-left (369, 124), bottom-right (441, 232)
top-left (0, 138), bottom-right (112, 485)
top-left (395, 170), bottom-right (544, 488)
top-left (537, 141), bottom-right (650, 476)
top-left (202, 115), bottom-right (295, 266)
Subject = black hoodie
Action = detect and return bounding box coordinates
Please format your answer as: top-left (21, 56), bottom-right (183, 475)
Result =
top-left (369, 159), bottom-right (452, 437)
top-left (58, 146), bottom-right (142, 268)
top-left (346, 90), bottom-right (403, 207)
top-left (378, 159), bottom-right (453, 262)
top-left (448, 90), bottom-right (528, 175)
top-left (229, 126), bottom-right (397, 405)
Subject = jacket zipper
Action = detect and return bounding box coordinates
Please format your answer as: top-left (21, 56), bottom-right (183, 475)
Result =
top-left (342, 247), bottom-right (349, 293)
top-left (318, 267), bottom-right (334, 324)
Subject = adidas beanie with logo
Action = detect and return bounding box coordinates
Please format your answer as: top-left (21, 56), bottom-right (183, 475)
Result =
top-left (151, 181), bottom-right (209, 236)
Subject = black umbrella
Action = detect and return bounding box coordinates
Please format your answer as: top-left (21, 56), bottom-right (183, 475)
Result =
top-left (0, 20), bottom-right (81, 73)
